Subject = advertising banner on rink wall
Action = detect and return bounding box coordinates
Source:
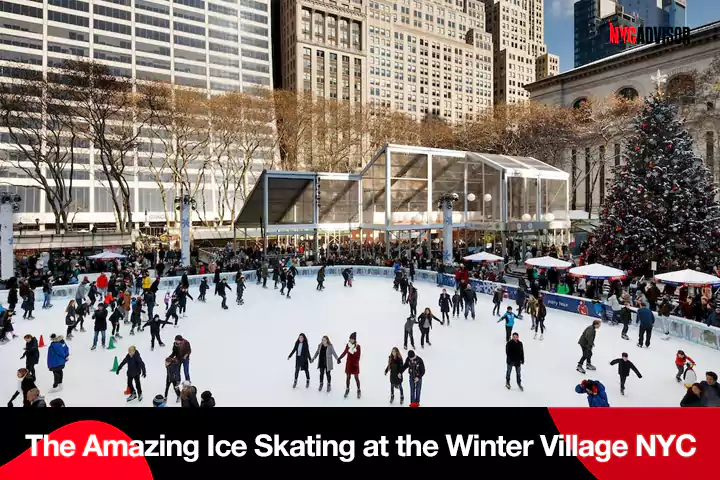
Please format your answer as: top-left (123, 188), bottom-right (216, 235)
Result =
top-left (2, 265), bottom-right (719, 350)
top-left (0, 408), bottom-right (717, 478)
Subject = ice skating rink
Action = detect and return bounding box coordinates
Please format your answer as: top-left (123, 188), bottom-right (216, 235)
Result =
top-left (1, 276), bottom-right (718, 407)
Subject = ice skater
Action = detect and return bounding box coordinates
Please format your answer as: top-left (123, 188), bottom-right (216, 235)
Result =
top-left (129, 297), bottom-right (145, 335)
top-left (492, 286), bottom-right (504, 316)
top-left (675, 350), bottom-right (695, 384)
top-left (451, 289), bottom-right (461, 318)
top-left (402, 350), bottom-right (425, 407)
top-left (399, 273), bottom-right (409, 303)
top-left (91, 303), bottom-right (108, 350)
top-left (438, 289), bottom-right (451, 325)
top-left (619, 300), bottom-right (632, 340)
top-left (285, 272), bottom-right (295, 299)
top-left (462, 284), bottom-right (477, 319)
top-left (338, 332), bottom-right (361, 399)
top-left (198, 277), bottom-right (209, 302)
top-left (533, 295), bottom-right (546, 340)
top-left (142, 314), bottom-right (172, 351)
top-left (20, 334), bottom-right (39, 377)
top-left (236, 275), bottom-right (246, 305)
top-left (576, 320), bottom-right (600, 374)
top-left (497, 306), bottom-right (516, 342)
top-left (636, 301), bottom-right (654, 348)
top-left (417, 308), bottom-right (443, 348)
top-left (64, 300), bottom-right (77, 340)
top-left (75, 300), bottom-right (89, 332)
top-left (505, 332), bottom-right (524, 391)
top-left (165, 296), bottom-right (180, 326)
top-left (216, 278), bottom-right (231, 310)
top-left (164, 356), bottom-right (181, 403)
top-left (47, 334), bottom-right (69, 392)
top-left (116, 345), bottom-right (146, 402)
top-left (385, 347), bottom-right (404, 404)
top-left (311, 335), bottom-right (339, 392)
top-left (317, 266), bottom-right (326, 291)
top-left (108, 302), bottom-right (124, 339)
top-left (287, 333), bottom-right (312, 388)
top-left (574, 379), bottom-right (609, 407)
top-left (403, 315), bottom-right (417, 350)
top-left (407, 283), bottom-right (418, 317)
top-left (609, 353), bottom-right (642, 395)
top-left (7, 367), bottom-right (36, 408)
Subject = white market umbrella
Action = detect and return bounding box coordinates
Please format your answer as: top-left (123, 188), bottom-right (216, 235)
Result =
top-left (569, 263), bottom-right (626, 281)
top-left (463, 251), bottom-right (503, 262)
top-left (654, 269), bottom-right (720, 287)
top-left (88, 251), bottom-right (127, 260)
top-left (524, 256), bottom-right (572, 270)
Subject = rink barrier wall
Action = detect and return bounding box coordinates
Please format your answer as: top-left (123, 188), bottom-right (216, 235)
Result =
top-left (3, 266), bottom-right (720, 351)
top-left (439, 273), bottom-right (720, 351)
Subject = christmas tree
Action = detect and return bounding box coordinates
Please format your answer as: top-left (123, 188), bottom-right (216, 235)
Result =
top-left (589, 70), bottom-right (720, 272)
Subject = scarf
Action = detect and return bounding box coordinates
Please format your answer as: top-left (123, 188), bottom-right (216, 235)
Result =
top-left (347, 342), bottom-right (357, 355)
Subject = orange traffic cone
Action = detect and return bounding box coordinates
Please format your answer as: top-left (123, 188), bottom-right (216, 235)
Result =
top-left (38, 335), bottom-right (46, 348)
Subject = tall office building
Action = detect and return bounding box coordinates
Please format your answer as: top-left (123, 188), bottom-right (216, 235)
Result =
top-left (574, 0), bottom-right (642, 68)
top-left (535, 52), bottom-right (559, 79)
top-left (483, 0), bottom-right (555, 105)
top-left (616, 0), bottom-right (687, 28)
top-left (0, 0), bottom-right (273, 227)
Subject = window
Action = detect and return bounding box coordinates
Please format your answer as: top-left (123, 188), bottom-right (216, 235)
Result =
top-left (136, 0), bottom-right (168, 14)
top-left (94, 19), bottom-right (131, 35)
top-left (241, 36), bottom-right (268, 48)
top-left (617, 87), bottom-right (638, 100)
top-left (240, 10), bottom-right (267, 24)
top-left (240, 0), bottom-right (267, 11)
top-left (209, 3), bottom-right (235, 15)
top-left (135, 13), bottom-right (170, 29)
top-left (48, 0), bottom-right (88, 11)
top-left (136, 27), bottom-right (169, 42)
top-left (94, 5), bottom-right (131, 21)
top-left (1, 1), bottom-right (43, 17)
top-left (48, 10), bottom-right (89, 26)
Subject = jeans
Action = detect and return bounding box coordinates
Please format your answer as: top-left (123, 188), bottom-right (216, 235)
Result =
top-left (452, 303), bottom-right (460, 316)
top-left (403, 330), bottom-right (415, 348)
top-left (93, 330), bottom-right (107, 347)
top-left (127, 375), bottom-right (142, 395)
top-left (420, 327), bottom-right (430, 346)
top-left (409, 378), bottom-right (422, 403)
top-left (676, 364), bottom-right (684, 380)
top-left (43, 292), bottom-right (50, 308)
top-left (578, 346), bottom-right (593, 366)
top-left (506, 362), bottom-right (522, 385)
top-left (464, 301), bottom-right (475, 319)
top-left (182, 358), bottom-right (191, 381)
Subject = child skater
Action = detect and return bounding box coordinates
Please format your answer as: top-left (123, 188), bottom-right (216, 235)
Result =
top-left (64, 300), bottom-right (77, 340)
top-left (675, 350), bottom-right (696, 384)
top-left (385, 347), bottom-right (404, 405)
top-left (338, 332), bottom-right (361, 399)
top-left (164, 291), bottom-right (171, 311)
top-left (198, 278), bottom-right (209, 302)
top-left (129, 297), bottom-right (145, 335)
top-left (285, 272), bottom-right (295, 299)
top-left (75, 300), bottom-right (89, 332)
top-left (116, 345), bottom-right (146, 402)
top-left (287, 333), bottom-right (312, 388)
top-left (164, 356), bottom-right (181, 403)
top-left (438, 289), bottom-right (451, 326)
top-left (165, 296), bottom-right (180, 327)
top-left (236, 275), bottom-right (246, 305)
top-left (451, 289), bottom-right (461, 318)
top-left (142, 314), bottom-right (172, 351)
top-left (497, 306), bottom-right (516, 342)
top-left (609, 352), bottom-right (642, 395)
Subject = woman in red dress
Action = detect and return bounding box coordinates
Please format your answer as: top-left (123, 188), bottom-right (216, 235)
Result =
top-left (338, 332), bottom-right (361, 399)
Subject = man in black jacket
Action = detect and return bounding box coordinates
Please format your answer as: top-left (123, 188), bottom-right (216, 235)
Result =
top-left (402, 350), bottom-right (425, 407)
top-left (609, 353), bottom-right (642, 395)
top-left (21, 335), bottom-right (39, 377)
top-left (506, 332), bottom-right (524, 391)
top-left (700, 371), bottom-right (720, 406)
top-left (91, 304), bottom-right (108, 350)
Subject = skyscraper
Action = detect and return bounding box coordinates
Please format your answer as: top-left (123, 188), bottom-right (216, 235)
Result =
top-left (574, 0), bottom-right (640, 68)
top-left (616, 0), bottom-right (687, 29)
top-left (483, 0), bottom-right (556, 104)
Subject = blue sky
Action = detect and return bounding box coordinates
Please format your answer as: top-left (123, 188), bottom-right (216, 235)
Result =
top-left (545, 0), bottom-right (719, 72)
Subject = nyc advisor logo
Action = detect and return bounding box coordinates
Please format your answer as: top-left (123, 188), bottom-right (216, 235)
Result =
top-left (608, 23), bottom-right (690, 46)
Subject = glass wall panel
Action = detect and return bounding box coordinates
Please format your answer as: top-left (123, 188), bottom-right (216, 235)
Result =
top-left (431, 154), bottom-right (464, 222)
top-left (278, 183), bottom-right (314, 224)
top-left (507, 177), bottom-right (538, 221)
top-left (362, 150), bottom-right (386, 225)
top-left (390, 179), bottom-right (427, 225)
top-left (541, 179), bottom-right (568, 220)
top-left (467, 162), bottom-right (500, 221)
top-left (318, 179), bottom-right (359, 223)
top-left (389, 151), bottom-right (428, 179)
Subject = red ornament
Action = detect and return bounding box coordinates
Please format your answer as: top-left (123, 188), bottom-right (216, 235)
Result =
top-left (667, 143), bottom-right (673, 149)
top-left (672, 185), bottom-right (678, 191)
top-left (649, 162), bottom-right (654, 168)
top-left (615, 226), bottom-right (622, 232)
top-left (634, 146), bottom-right (640, 151)
top-left (641, 123), bottom-right (647, 129)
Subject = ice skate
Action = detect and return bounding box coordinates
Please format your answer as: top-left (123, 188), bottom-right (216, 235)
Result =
top-left (151, 346), bottom-right (154, 351)
top-left (622, 334), bottom-right (630, 340)
top-left (621, 388), bottom-right (625, 396)
top-left (576, 365), bottom-right (586, 374)
top-left (390, 394), bottom-right (394, 404)
top-left (48, 385), bottom-right (62, 393)
top-left (115, 333), bottom-right (123, 339)
top-left (403, 345), bottom-right (407, 350)
top-left (427, 341), bottom-right (432, 346)
top-left (124, 320), bottom-right (130, 324)
top-left (586, 363), bottom-right (596, 371)
top-left (318, 382), bottom-right (323, 392)
top-left (80, 328), bottom-right (86, 332)
top-left (159, 342), bottom-right (165, 347)
top-left (505, 382), bottom-right (511, 389)
top-left (357, 389), bottom-right (361, 399)
top-left (306, 378), bottom-right (310, 389)
top-left (400, 395), bottom-right (404, 405)
top-left (327, 383), bottom-right (331, 393)
top-left (518, 384), bottom-right (524, 392)
top-left (344, 388), bottom-right (349, 398)
top-left (533, 332), bottom-right (537, 340)
top-left (539, 334), bottom-right (544, 341)
top-left (66, 333), bottom-right (73, 340)
top-left (126, 393), bottom-right (137, 402)
top-left (129, 330), bottom-right (135, 336)
top-left (91, 345), bottom-right (97, 350)
top-left (676, 376), bottom-right (682, 383)
top-left (137, 394), bottom-right (143, 402)
top-left (292, 379), bottom-right (297, 389)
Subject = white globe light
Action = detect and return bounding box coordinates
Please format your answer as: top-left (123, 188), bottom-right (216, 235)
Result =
top-left (413, 213), bottom-right (423, 224)
top-left (467, 193), bottom-right (476, 202)
top-left (545, 213), bottom-right (555, 222)
top-left (404, 212), bottom-right (414, 222)
top-left (484, 193), bottom-right (492, 202)
top-left (521, 213), bottom-right (532, 222)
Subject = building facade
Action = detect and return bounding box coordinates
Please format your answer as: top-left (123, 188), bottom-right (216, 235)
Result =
top-left (0, 0), bottom-right (274, 230)
top-left (535, 52), bottom-right (559, 80)
top-left (617, 0), bottom-right (686, 29)
top-left (483, 0), bottom-right (556, 104)
top-left (526, 21), bottom-right (720, 215)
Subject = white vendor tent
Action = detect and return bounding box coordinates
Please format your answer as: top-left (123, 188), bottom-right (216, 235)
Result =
top-left (653, 269), bottom-right (720, 287)
top-left (463, 251), bottom-right (503, 262)
top-left (524, 256), bottom-right (572, 270)
top-left (88, 252), bottom-right (127, 260)
top-left (569, 264), bottom-right (627, 281)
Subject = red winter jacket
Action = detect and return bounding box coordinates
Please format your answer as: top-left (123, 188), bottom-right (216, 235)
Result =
top-left (97, 274), bottom-right (108, 289)
top-left (676, 354), bottom-right (694, 366)
top-left (455, 268), bottom-right (469, 285)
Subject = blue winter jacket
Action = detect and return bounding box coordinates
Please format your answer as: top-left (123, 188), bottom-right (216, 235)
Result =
top-left (636, 307), bottom-right (655, 327)
top-left (498, 312), bottom-right (516, 327)
top-left (575, 382), bottom-right (609, 407)
top-left (393, 262), bottom-right (401, 273)
top-left (47, 340), bottom-right (69, 370)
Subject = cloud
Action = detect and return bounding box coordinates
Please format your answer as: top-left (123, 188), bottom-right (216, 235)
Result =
top-left (550, 0), bottom-right (575, 17)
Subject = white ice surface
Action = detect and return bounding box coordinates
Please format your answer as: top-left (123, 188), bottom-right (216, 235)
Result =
top-left (1, 276), bottom-right (718, 407)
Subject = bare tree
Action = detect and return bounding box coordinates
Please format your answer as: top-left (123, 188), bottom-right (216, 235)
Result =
top-left (273, 90), bottom-right (315, 171)
top-left (0, 71), bottom-right (86, 233)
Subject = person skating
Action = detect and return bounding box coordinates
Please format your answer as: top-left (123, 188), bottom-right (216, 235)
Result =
top-left (317, 266), bottom-right (326, 291)
top-left (116, 345), bottom-right (147, 402)
top-left (171, 335), bottom-right (192, 382)
top-left (675, 350), bottom-right (695, 383)
top-left (287, 333), bottom-right (313, 388)
top-left (399, 274), bottom-right (409, 303)
top-left (200, 390), bottom-right (216, 407)
top-left (527, 294), bottom-right (539, 331)
top-left (8, 285), bottom-right (18, 312)
top-left (129, 297), bottom-right (145, 335)
top-left (462, 284), bottom-right (477, 319)
top-left (279, 268), bottom-right (287, 294)
top-left (636, 302), bottom-right (654, 348)
top-left (311, 335), bottom-right (339, 392)
top-left (492, 286), bottom-right (504, 316)
top-left (338, 332), bottom-right (361, 399)
top-left (451, 290), bottom-right (461, 318)
top-left (699, 372), bottom-right (720, 406)
top-left (47, 334), bottom-right (69, 392)
top-left (403, 315), bottom-right (417, 350)
top-left (680, 383), bottom-right (706, 406)
top-left (273, 265), bottom-right (280, 289)
top-left (87, 281), bottom-right (99, 310)
top-left (174, 285), bottom-right (193, 318)
top-left (574, 379), bottom-right (609, 407)
top-left (577, 320), bottom-right (601, 374)
top-left (198, 277), bottom-right (209, 302)
top-left (438, 289), bottom-right (451, 325)
top-left (180, 381), bottom-right (199, 408)
top-left (75, 300), bottom-right (89, 332)
top-left (108, 301), bottom-right (124, 339)
top-left (7, 368), bottom-right (36, 407)
top-left (0, 307), bottom-right (16, 342)
top-left (91, 303), bottom-right (108, 350)
top-left (385, 347), bottom-right (404, 404)
top-left (497, 306), bottom-right (516, 342)
top-left (515, 287), bottom-right (526, 318)
top-left (215, 278), bottom-right (231, 310)
top-left (533, 295), bottom-right (546, 340)
top-left (658, 295), bottom-right (672, 340)
top-left (505, 332), bottom-right (524, 391)
top-left (407, 283), bottom-right (418, 317)
top-left (121, 289), bottom-right (132, 324)
top-left (27, 388), bottom-right (46, 407)
top-left (142, 289), bottom-right (155, 321)
top-left (286, 271), bottom-right (295, 299)
top-left (402, 350), bottom-right (425, 407)
top-left (166, 296), bottom-right (180, 326)
top-left (143, 314), bottom-right (172, 351)
top-left (236, 275), bottom-right (246, 305)
top-left (21, 289), bottom-right (35, 319)
top-left (164, 356), bottom-right (181, 403)
top-left (343, 267), bottom-right (353, 287)
top-left (417, 307), bottom-right (443, 348)
top-left (619, 301), bottom-right (632, 340)
top-left (262, 262), bottom-right (269, 288)
top-left (610, 353), bottom-right (642, 395)
top-left (64, 300), bottom-right (77, 340)
top-left (20, 334), bottom-right (39, 377)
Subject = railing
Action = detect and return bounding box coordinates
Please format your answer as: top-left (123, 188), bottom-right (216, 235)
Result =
top-left (3, 266), bottom-right (719, 350)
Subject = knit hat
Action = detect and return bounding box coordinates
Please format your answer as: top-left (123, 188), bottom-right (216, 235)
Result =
top-left (407, 350), bottom-right (416, 358)
top-left (152, 395), bottom-right (166, 407)
top-left (175, 335), bottom-right (183, 341)
top-left (622, 352), bottom-right (629, 358)
top-left (349, 332), bottom-right (357, 341)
